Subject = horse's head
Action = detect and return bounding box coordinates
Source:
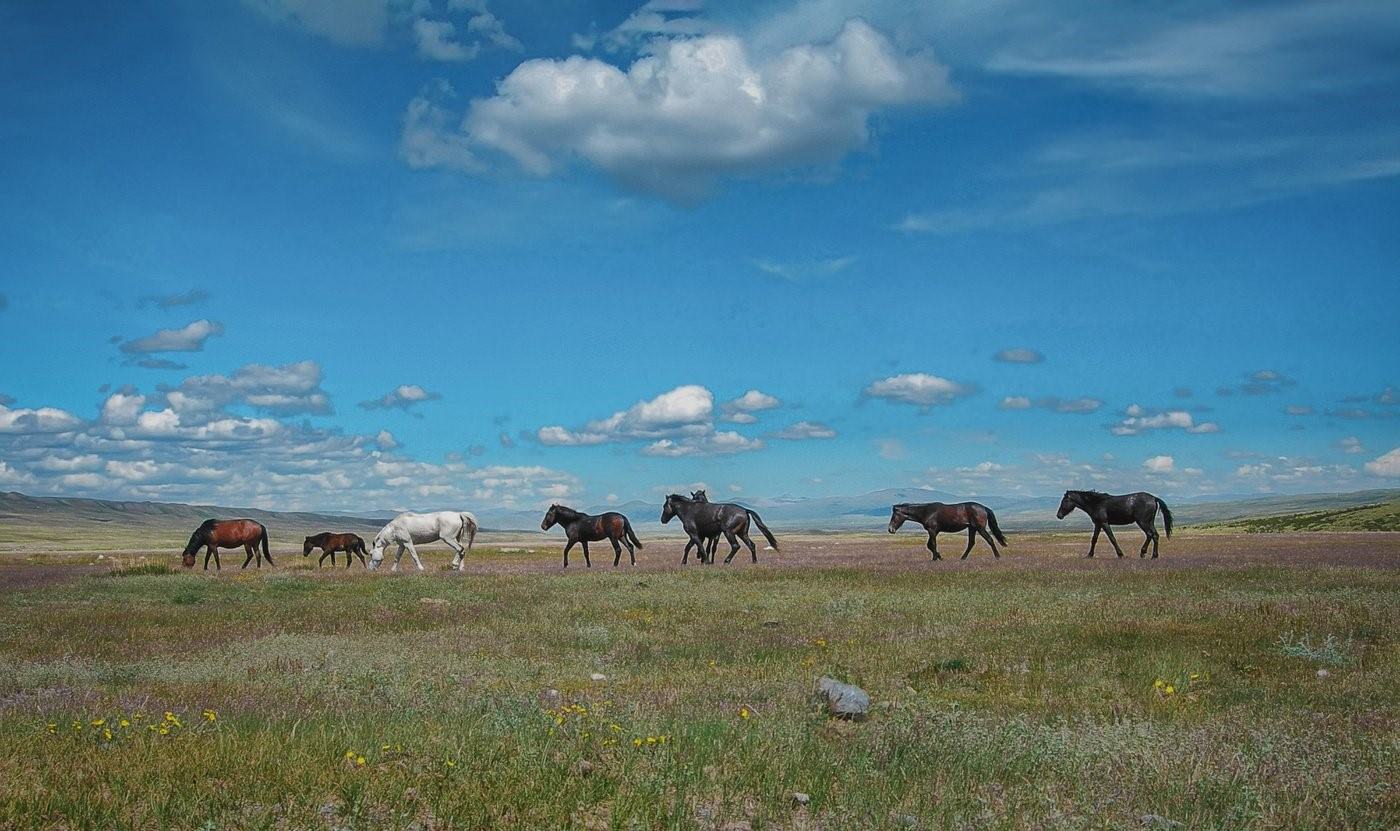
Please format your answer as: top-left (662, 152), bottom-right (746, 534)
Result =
top-left (302, 536), bottom-right (315, 556)
top-left (888, 505), bottom-right (907, 534)
top-left (179, 524), bottom-right (206, 568)
top-left (180, 550), bottom-right (196, 568)
top-left (1056, 491), bottom-right (1076, 520)
top-left (661, 495), bottom-right (681, 524)
top-left (691, 489), bottom-right (708, 502)
top-left (541, 505), bottom-right (558, 531)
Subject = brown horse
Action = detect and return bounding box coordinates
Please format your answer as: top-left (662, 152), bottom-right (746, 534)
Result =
top-left (541, 505), bottom-right (643, 567)
top-left (888, 501), bottom-right (1008, 561)
top-left (181, 519), bottom-right (271, 570)
top-left (303, 532), bottom-right (369, 568)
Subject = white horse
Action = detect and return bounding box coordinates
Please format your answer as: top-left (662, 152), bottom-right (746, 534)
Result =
top-left (368, 511), bottom-right (478, 572)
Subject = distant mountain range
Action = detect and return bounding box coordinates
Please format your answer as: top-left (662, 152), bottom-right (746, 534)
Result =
top-left (7, 488), bottom-right (1395, 543)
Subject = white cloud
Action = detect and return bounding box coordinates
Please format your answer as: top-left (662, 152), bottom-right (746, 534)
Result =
top-left (242, 0), bottom-right (391, 46)
top-left (413, 18), bottom-right (479, 61)
top-left (376, 430), bottom-right (399, 450)
top-left (165, 361), bottom-right (331, 418)
top-left (1284, 405), bottom-right (1314, 416)
top-left (0, 460), bottom-right (35, 486)
top-left (0, 402), bottom-right (82, 434)
top-left (1364, 447), bottom-right (1400, 477)
top-left (119, 319), bottom-right (224, 355)
top-left (643, 431), bottom-right (764, 457)
top-left (774, 420), bottom-right (836, 440)
top-left (413, 19), bottom-right (955, 201)
top-left (401, 81), bottom-right (482, 173)
top-left (1340, 436), bottom-right (1364, 454)
top-left (751, 256), bottom-right (856, 281)
top-left (101, 392), bottom-right (146, 425)
top-left (722, 389), bottom-right (780, 423)
top-left (999, 396), bottom-right (1031, 410)
top-left (1001, 395), bottom-right (1103, 414)
top-left (876, 438), bottom-right (906, 460)
top-left (1143, 454), bottom-right (1175, 473)
top-left (1112, 404), bottom-right (1219, 436)
top-left (865, 373), bottom-right (973, 408)
top-left (360, 384), bottom-right (442, 411)
top-left (994, 347), bottom-right (1044, 364)
top-left (539, 384), bottom-right (715, 446)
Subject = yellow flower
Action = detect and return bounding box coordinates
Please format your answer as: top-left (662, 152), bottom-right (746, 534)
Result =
top-left (445, 759), bottom-right (456, 768)
top-left (814, 638), bottom-right (827, 647)
top-left (47, 723), bottom-right (57, 734)
top-left (740, 707), bottom-right (751, 720)
top-left (356, 756), bottom-right (366, 767)
top-left (646, 736), bottom-right (657, 745)
top-left (103, 729), bottom-right (113, 741)
top-left (633, 738), bottom-right (642, 748)
top-left (1153, 679), bottom-right (1165, 689)
top-left (658, 735), bottom-right (668, 744)
top-left (91, 719), bottom-right (105, 727)
top-left (158, 726), bottom-right (170, 736)
top-left (381, 744), bottom-right (391, 751)
top-left (345, 750), bottom-right (356, 759)
top-left (202, 710), bottom-right (217, 722)
top-left (1189, 673), bottom-right (1200, 680)
top-left (119, 719), bottom-right (130, 728)
top-left (1165, 685), bottom-right (1175, 695)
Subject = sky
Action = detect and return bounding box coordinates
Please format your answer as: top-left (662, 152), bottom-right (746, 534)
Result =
top-left (0, 0), bottom-right (1397, 513)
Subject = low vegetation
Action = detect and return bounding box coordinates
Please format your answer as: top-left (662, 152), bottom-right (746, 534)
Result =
top-left (0, 538), bottom-right (1395, 829)
top-left (1199, 500), bottom-right (1400, 533)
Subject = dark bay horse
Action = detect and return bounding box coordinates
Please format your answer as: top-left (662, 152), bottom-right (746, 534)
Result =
top-left (689, 489), bottom-right (721, 563)
top-left (541, 505), bottom-right (643, 567)
top-left (181, 519), bottom-right (271, 570)
top-left (303, 532), bottom-right (369, 568)
top-left (1056, 490), bottom-right (1173, 558)
top-left (888, 502), bottom-right (1008, 560)
top-left (661, 494), bottom-right (778, 565)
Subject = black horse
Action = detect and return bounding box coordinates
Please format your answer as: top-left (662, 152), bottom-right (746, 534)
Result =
top-left (888, 501), bottom-right (1008, 561)
top-left (661, 493), bottom-right (778, 564)
top-left (689, 489), bottom-right (722, 563)
top-left (541, 505), bottom-right (643, 567)
top-left (1056, 490), bottom-right (1173, 558)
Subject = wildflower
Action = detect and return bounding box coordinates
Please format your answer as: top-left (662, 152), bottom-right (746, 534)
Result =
top-left (739, 707), bottom-right (751, 720)
top-left (1153, 679), bottom-right (1165, 689)
top-left (356, 756), bottom-right (367, 767)
top-left (133, 713), bottom-right (145, 721)
top-left (119, 719), bottom-right (130, 728)
top-left (202, 710), bottom-right (217, 722)
top-left (47, 723), bottom-right (57, 734)
top-left (658, 735), bottom-right (668, 744)
top-left (103, 729), bottom-right (113, 741)
top-left (1189, 673), bottom-right (1200, 680)
top-left (91, 719), bottom-right (105, 727)
top-left (345, 750), bottom-right (356, 760)
top-left (814, 638), bottom-right (827, 647)
top-left (646, 736), bottom-right (657, 745)
top-left (633, 738), bottom-right (642, 748)
top-left (158, 726), bottom-right (170, 736)
top-left (1165, 685), bottom-right (1175, 695)
top-left (381, 744), bottom-right (391, 751)
top-left (445, 759), bottom-right (456, 768)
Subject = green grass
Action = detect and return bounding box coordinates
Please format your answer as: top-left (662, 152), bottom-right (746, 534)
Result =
top-left (1198, 500), bottom-right (1400, 533)
top-left (0, 560), bottom-right (1396, 829)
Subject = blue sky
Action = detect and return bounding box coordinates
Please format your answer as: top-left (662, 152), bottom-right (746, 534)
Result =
top-left (1, 0), bottom-right (1397, 512)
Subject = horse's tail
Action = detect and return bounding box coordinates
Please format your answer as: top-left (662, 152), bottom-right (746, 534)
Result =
top-left (458, 512), bottom-right (478, 553)
top-left (986, 508), bottom-right (1008, 547)
top-left (623, 518), bottom-right (643, 549)
top-left (258, 524), bottom-right (270, 558)
top-left (1156, 498), bottom-right (1173, 538)
top-left (746, 509), bottom-right (779, 550)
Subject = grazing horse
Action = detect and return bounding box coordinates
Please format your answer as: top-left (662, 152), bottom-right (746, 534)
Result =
top-left (368, 511), bottom-right (478, 572)
top-left (888, 502), bottom-right (1008, 561)
top-left (541, 505), bottom-right (643, 567)
top-left (303, 532), bottom-right (369, 568)
top-left (1056, 490), bottom-right (1173, 558)
top-left (661, 493), bottom-right (778, 564)
top-left (180, 519), bottom-right (271, 571)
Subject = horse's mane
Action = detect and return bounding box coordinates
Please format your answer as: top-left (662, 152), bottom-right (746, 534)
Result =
top-left (665, 493), bottom-right (693, 502)
top-left (550, 504), bottom-right (581, 518)
top-left (1067, 490), bottom-right (1110, 505)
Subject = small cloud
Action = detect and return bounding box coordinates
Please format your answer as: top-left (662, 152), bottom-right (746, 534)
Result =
top-left (1340, 436), bottom-right (1364, 454)
top-left (1001, 395), bottom-right (1102, 414)
top-left (722, 389), bottom-right (780, 423)
top-left (876, 438), bottom-right (906, 460)
top-left (1364, 447), bottom-right (1400, 477)
top-left (133, 358), bottom-right (189, 371)
top-left (360, 384), bottom-right (442, 412)
top-left (413, 18), bottom-right (480, 61)
top-left (1238, 369), bottom-right (1296, 395)
top-left (993, 348), bottom-right (1043, 364)
top-left (999, 396), bottom-right (1032, 410)
top-left (1112, 404), bottom-right (1220, 436)
top-left (751, 256), bottom-right (856, 282)
top-left (1143, 454), bottom-right (1175, 473)
top-left (1284, 405), bottom-right (1314, 416)
top-left (773, 420), bottom-right (836, 440)
top-left (499, 431), bottom-right (516, 448)
top-left (376, 430), bottom-right (399, 450)
top-left (138, 289), bottom-right (209, 309)
top-left (119, 319), bottom-right (224, 354)
top-left (865, 373), bottom-right (974, 408)
top-left (643, 431), bottom-right (763, 457)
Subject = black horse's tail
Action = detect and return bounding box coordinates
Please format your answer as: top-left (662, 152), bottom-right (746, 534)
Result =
top-left (746, 509), bottom-right (779, 550)
top-left (987, 508), bottom-right (1008, 547)
top-left (258, 524), bottom-right (270, 558)
top-left (623, 518), bottom-right (643, 549)
top-left (1156, 498), bottom-right (1174, 538)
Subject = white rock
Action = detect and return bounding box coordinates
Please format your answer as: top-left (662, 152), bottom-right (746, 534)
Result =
top-left (1316, 669), bottom-right (1330, 679)
top-left (590, 672), bottom-right (607, 682)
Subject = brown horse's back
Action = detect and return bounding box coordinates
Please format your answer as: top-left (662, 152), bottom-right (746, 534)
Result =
top-left (207, 519), bottom-right (266, 547)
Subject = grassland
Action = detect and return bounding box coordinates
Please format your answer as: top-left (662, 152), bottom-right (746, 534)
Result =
top-left (1197, 500), bottom-right (1400, 533)
top-left (0, 534), bottom-right (1396, 830)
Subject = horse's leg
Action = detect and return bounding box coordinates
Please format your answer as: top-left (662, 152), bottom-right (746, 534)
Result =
top-left (242, 544), bottom-right (255, 569)
top-left (563, 539), bottom-right (575, 568)
top-left (392, 542), bottom-right (405, 572)
top-left (977, 528), bottom-right (1001, 558)
top-left (1087, 526), bottom-right (1101, 558)
top-left (1137, 520), bottom-right (1153, 558)
top-left (203, 546), bottom-right (212, 570)
top-left (442, 536), bottom-right (465, 570)
top-left (926, 531), bottom-right (941, 561)
top-left (581, 540), bottom-right (591, 568)
top-left (404, 539), bottom-right (424, 571)
top-left (610, 537), bottom-right (623, 567)
top-left (319, 550), bottom-right (330, 567)
top-left (681, 537), bottom-right (691, 565)
top-left (740, 530), bottom-right (758, 563)
top-left (624, 536), bottom-right (636, 565)
top-left (709, 535), bottom-right (720, 564)
top-left (722, 530), bottom-right (741, 564)
top-left (961, 527), bottom-right (976, 560)
top-left (1101, 524), bottom-right (1126, 558)
top-left (212, 546), bottom-right (220, 571)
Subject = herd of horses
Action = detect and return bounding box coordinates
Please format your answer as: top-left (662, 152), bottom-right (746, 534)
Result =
top-left (179, 489), bottom-right (1174, 570)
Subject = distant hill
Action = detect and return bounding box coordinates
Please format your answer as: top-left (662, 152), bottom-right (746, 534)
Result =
top-left (3, 488), bottom-right (1398, 551)
top-left (1196, 500), bottom-right (1400, 533)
